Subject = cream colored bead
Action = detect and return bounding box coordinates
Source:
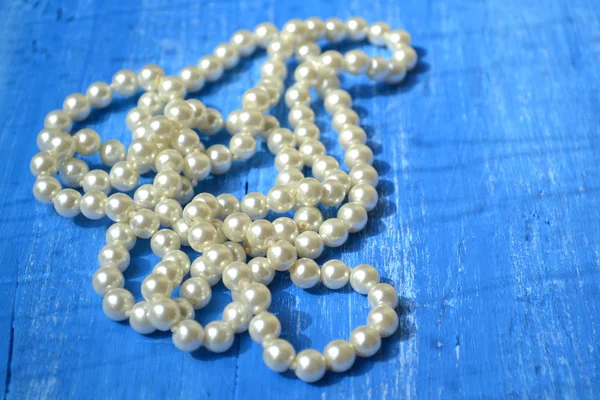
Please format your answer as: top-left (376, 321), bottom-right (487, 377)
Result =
top-left (320, 50), bottom-right (344, 74)
top-left (33, 176), bottom-right (62, 204)
top-left (80, 190), bottom-right (107, 220)
top-left (98, 242), bottom-right (130, 271)
top-left (157, 76), bottom-right (186, 102)
top-left (231, 29), bottom-right (256, 56)
top-left (348, 183), bottom-right (379, 212)
top-left (102, 288), bottom-right (134, 321)
top-left (249, 311), bottom-right (281, 344)
top-left (350, 325), bottom-right (381, 357)
top-left (163, 249), bottom-right (191, 276)
top-left (367, 56), bottom-right (390, 81)
top-left (154, 198), bottom-right (182, 227)
top-left (339, 125), bottom-right (367, 149)
top-left (350, 264), bottom-right (380, 294)
top-left (344, 49), bottom-right (369, 75)
top-left (141, 273), bottom-right (173, 302)
top-left (150, 229), bottom-right (181, 257)
top-left (294, 121), bottom-right (320, 144)
top-left (129, 301), bottom-right (155, 334)
top-left (203, 321), bottom-right (234, 353)
top-left (81, 170), bottom-right (111, 195)
top-left (248, 257), bottom-right (275, 285)
top-left (111, 69), bottom-right (138, 97)
top-left (106, 222), bottom-right (136, 250)
top-left (332, 108), bottom-right (359, 132)
top-left (368, 21), bottom-right (391, 45)
top-left (164, 99), bottom-right (195, 129)
top-left (30, 152), bottom-right (58, 178)
top-left (266, 185), bottom-right (295, 213)
top-left (288, 104), bottom-right (315, 129)
top-left (172, 319), bottom-right (204, 352)
top-left (73, 128), bottom-right (101, 155)
top-left (180, 277), bottom-right (212, 309)
top-left (298, 139), bottom-right (326, 167)
top-left (337, 202), bottom-right (368, 232)
top-left (321, 260), bottom-right (350, 289)
top-left (241, 192), bottom-right (269, 220)
top-left (312, 155), bottom-right (340, 181)
top-left (267, 128), bottom-right (296, 155)
top-left (367, 305), bottom-right (399, 337)
top-left (305, 17), bottom-right (326, 41)
top-left (346, 17), bottom-right (368, 41)
top-left (153, 259), bottom-right (184, 287)
top-left (229, 133), bottom-right (257, 161)
top-left (214, 43), bottom-right (240, 69)
top-left (350, 164), bottom-right (379, 187)
top-left (319, 218), bottom-right (349, 247)
top-left (294, 350), bottom-right (326, 383)
top-left (295, 178), bottom-right (323, 207)
top-left (239, 282), bottom-right (272, 314)
top-left (263, 338), bottom-right (296, 373)
top-left (253, 22), bottom-right (278, 48)
top-left (178, 65), bottom-right (205, 93)
top-left (320, 178), bottom-right (345, 207)
top-left (129, 209), bottom-right (160, 239)
top-left (276, 168), bottom-right (304, 189)
top-left (63, 93), bottom-right (91, 121)
top-left (294, 231), bottom-right (324, 260)
top-left (222, 212), bottom-right (252, 242)
top-left (206, 144), bottom-right (232, 175)
top-left (148, 298), bottom-right (182, 331)
top-left (188, 221), bottom-right (219, 252)
top-left (325, 17), bottom-right (346, 43)
top-left (386, 59), bottom-right (408, 84)
top-left (105, 193), bottom-right (135, 223)
top-left (53, 188), bottom-right (81, 218)
top-left (294, 206), bottom-right (323, 233)
top-left (100, 140), bottom-right (126, 167)
top-left (44, 110), bottom-right (72, 132)
top-left (324, 340), bottom-right (356, 372)
top-left (273, 217), bottom-right (299, 244)
top-left (197, 108), bottom-right (224, 135)
top-left (246, 219), bottom-right (276, 250)
top-left (392, 43), bottom-right (418, 70)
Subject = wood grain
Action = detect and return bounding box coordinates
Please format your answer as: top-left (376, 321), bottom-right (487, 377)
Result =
top-left (0, 0), bottom-right (599, 398)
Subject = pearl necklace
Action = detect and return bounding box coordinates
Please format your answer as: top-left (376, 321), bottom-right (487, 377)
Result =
top-left (30, 17), bottom-right (417, 383)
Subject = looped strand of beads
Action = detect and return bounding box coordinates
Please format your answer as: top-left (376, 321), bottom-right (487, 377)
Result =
top-left (31, 17), bottom-right (416, 383)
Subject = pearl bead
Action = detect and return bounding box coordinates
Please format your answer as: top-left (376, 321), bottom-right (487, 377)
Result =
top-left (294, 349), bottom-right (326, 383)
top-left (275, 148), bottom-right (304, 171)
top-left (153, 170), bottom-right (182, 198)
top-left (242, 88), bottom-right (271, 112)
top-left (288, 104), bottom-right (315, 129)
top-left (223, 241), bottom-right (246, 263)
top-left (253, 22), bottom-right (278, 48)
top-left (137, 92), bottom-right (164, 115)
top-left (267, 39), bottom-right (293, 61)
top-left (215, 194), bottom-right (240, 219)
top-left (102, 288), bottom-right (134, 321)
top-left (203, 321), bottom-right (234, 353)
top-left (320, 50), bottom-right (344, 75)
top-left (325, 17), bottom-right (347, 43)
top-left (63, 93), bottom-right (91, 121)
top-left (324, 89), bottom-right (351, 114)
top-left (298, 138), bottom-right (326, 167)
top-left (148, 298), bottom-right (181, 331)
top-left (266, 185), bottom-right (295, 213)
top-left (276, 168), bottom-right (304, 188)
top-left (350, 164), bottom-right (379, 187)
top-left (246, 220), bottom-right (276, 250)
top-left (368, 283), bottom-right (398, 309)
top-left (164, 99), bottom-right (195, 129)
top-left (294, 206), bottom-right (323, 233)
top-left (294, 231), bottom-right (324, 259)
top-left (386, 59), bottom-right (408, 84)
top-left (154, 199), bottom-right (182, 227)
top-left (202, 243), bottom-right (234, 273)
top-left (30, 152), bottom-right (58, 177)
top-left (188, 221), bottom-right (219, 252)
top-left (367, 56), bottom-right (390, 81)
top-left (147, 115), bottom-right (176, 142)
top-left (172, 319), bottom-right (204, 352)
top-left (263, 339), bottom-right (296, 372)
top-left (392, 43), bottom-right (418, 70)
top-left (367, 305), bottom-right (399, 338)
top-left (157, 76), bottom-right (186, 102)
top-left (285, 84), bottom-right (311, 107)
top-left (273, 217), bottom-right (299, 243)
top-left (105, 193), bottom-right (135, 223)
top-left (267, 128), bottom-right (296, 155)
top-left (183, 201), bottom-right (213, 225)
top-left (368, 21), bottom-right (391, 45)
top-left (153, 259), bottom-right (184, 287)
top-left (163, 249), bottom-right (191, 275)
top-left (324, 340), bottom-right (356, 372)
top-left (137, 64), bottom-right (164, 91)
top-left (320, 178), bottom-right (345, 207)
top-left (92, 267), bottom-right (124, 296)
top-left (45, 132), bottom-right (75, 160)
top-left (141, 273), bottom-right (173, 302)
top-left (239, 282), bottom-right (272, 314)
top-left (125, 107), bottom-right (151, 131)
top-left (129, 301), bottom-right (155, 334)
top-left (223, 301), bottom-right (252, 333)
top-left (312, 155), bottom-right (340, 181)
top-left (53, 188), bottom-right (81, 218)
top-left (289, 258), bottom-right (321, 288)
top-left (111, 69), bottom-right (138, 97)
top-left (350, 325), bottom-right (381, 357)
top-left (180, 277), bottom-right (212, 309)
top-left (206, 144), bottom-right (232, 175)
top-left (346, 17), bottom-right (368, 41)
top-left (106, 222), bottom-right (136, 250)
top-left (44, 110), bottom-right (72, 132)
top-left (37, 127), bottom-right (63, 150)
top-left (229, 133), bottom-right (257, 161)
top-left (294, 121), bottom-right (320, 144)
top-left (33, 176), bottom-right (61, 204)
top-left (222, 212), bottom-right (252, 242)
top-left (183, 151), bottom-right (211, 181)
top-left (241, 193), bottom-right (269, 220)
top-left (337, 202), bottom-right (368, 232)
top-left (81, 170), bottom-right (111, 195)
top-left (231, 29), bottom-right (256, 56)
top-left (248, 257), bottom-right (275, 285)
top-left (319, 218), bottom-right (349, 247)
top-left (197, 108), bottom-right (224, 136)
top-left (150, 229), bottom-right (181, 257)
top-left (266, 240), bottom-right (297, 271)
top-left (100, 140), bottom-right (126, 167)
top-left (98, 243), bottom-right (130, 271)
top-left (80, 190), bottom-right (108, 220)
top-left (178, 65), bottom-right (205, 93)
top-left (348, 183), bottom-right (379, 212)
top-left (59, 158), bottom-right (89, 187)
top-left (338, 125), bottom-right (367, 149)
top-left (344, 49), bottom-right (369, 75)
top-left (321, 260), bottom-right (350, 290)
top-left (295, 178), bottom-right (323, 207)
top-left (198, 56), bottom-right (224, 82)
top-left (73, 128), bottom-right (101, 155)
top-left (332, 107), bottom-right (359, 132)
top-left (350, 264), bottom-right (380, 294)
top-left (304, 17), bottom-right (325, 41)
top-left (249, 311), bottom-right (281, 344)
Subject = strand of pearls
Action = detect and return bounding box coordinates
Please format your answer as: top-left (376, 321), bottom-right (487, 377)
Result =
top-left (30, 17), bottom-right (416, 383)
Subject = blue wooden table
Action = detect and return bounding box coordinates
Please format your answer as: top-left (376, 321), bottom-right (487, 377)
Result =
top-left (1, 0), bottom-right (599, 398)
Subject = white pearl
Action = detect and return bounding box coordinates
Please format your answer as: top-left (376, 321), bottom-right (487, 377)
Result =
top-left (368, 21), bottom-right (391, 45)
top-left (350, 164), bottom-right (379, 187)
top-left (188, 221), bottom-right (219, 252)
top-left (80, 190), bottom-right (107, 220)
top-left (285, 84), bottom-right (311, 107)
top-left (154, 199), bottom-right (182, 227)
top-left (324, 89), bottom-right (351, 114)
top-left (312, 155), bottom-right (340, 181)
top-left (125, 107), bottom-right (151, 131)
top-left (157, 76), bottom-right (186, 102)
top-left (147, 115), bottom-right (176, 142)
top-left (63, 93), bottom-right (91, 121)
top-left (106, 222), bottom-right (136, 250)
top-left (172, 219), bottom-right (190, 246)
top-left (275, 148), bottom-right (304, 171)
top-left (386, 59), bottom-right (408, 84)
top-left (338, 125), bottom-right (367, 149)
top-left (215, 194), bottom-right (240, 219)
top-left (368, 283), bottom-right (398, 308)
top-left (45, 132), bottom-right (75, 161)
top-left (172, 319), bottom-right (204, 352)
top-left (241, 193), bottom-right (269, 220)
top-left (163, 249), bottom-right (191, 275)
top-left (224, 241), bottom-right (246, 263)
top-left (155, 149), bottom-right (184, 173)
top-left (350, 325), bottom-right (381, 357)
top-left (246, 220), bottom-right (276, 250)
top-left (137, 64), bottom-right (165, 91)
top-left (180, 277), bottom-right (212, 309)
top-left (320, 50), bottom-right (344, 75)
top-left (337, 202), bottom-right (368, 232)
top-left (150, 229), bottom-right (181, 257)
top-left (294, 121), bottom-right (320, 144)
top-left (173, 297), bottom-right (196, 320)
top-left (33, 176), bottom-right (61, 204)
top-left (53, 188), bottom-right (81, 218)
top-left (148, 298), bottom-right (181, 331)
top-left (92, 266), bottom-right (124, 296)
top-left (324, 340), bottom-right (356, 372)
top-left (98, 243), bottom-right (130, 271)
top-left (261, 58), bottom-right (287, 80)
top-left (295, 178), bottom-right (323, 207)
top-left (99, 140), bottom-right (126, 167)
top-left (294, 62), bottom-right (319, 86)
top-left (44, 110), bottom-right (72, 132)
top-left (253, 22), bottom-right (278, 47)
top-left (102, 288), bottom-right (134, 321)
top-left (367, 305), bottom-right (399, 337)
top-left (294, 231), bottom-right (324, 259)
top-left (141, 273), bottom-right (173, 302)
top-left (249, 311), bottom-right (281, 344)
top-left (137, 92), bottom-right (164, 115)
top-left (198, 55), bottom-right (224, 82)
top-left (266, 240), bottom-right (297, 271)
top-left (273, 217), bottom-right (299, 243)
top-left (295, 349), bottom-right (326, 383)
top-left (276, 167), bottom-right (304, 188)
top-left (321, 260), bottom-right (350, 289)
top-left (332, 107), bottom-right (359, 132)
top-left (183, 201), bottom-right (213, 226)
top-left (202, 243), bottom-right (234, 273)
top-left (183, 151), bottom-right (212, 182)
top-left (392, 43), bottom-right (418, 70)
top-left (203, 321), bottom-right (234, 353)
top-left (320, 178), bottom-right (345, 207)
top-left (105, 193), bottom-right (135, 223)
top-left (242, 87), bottom-right (270, 112)
top-left (229, 133), bottom-right (257, 161)
top-left (59, 158), bottom-right (89, 188)
top-left (36, 127), bottom-right (62, 150)
top-left (178, 65), bottom-right (205, 93)
top-left (193, 193), bottom-right (220, 212)
top-left (223, 301), bottom-right (252, 333)
top-left (325, 17), bottom-right (347, 43)
top-left (239, 282), bottom-right (272, 314)
top-left (267, 39), bottom-right (294, 60)
top-left (153, 170), bottom-right (182, 198)
top-left (248, 257), bottom-right (275, 285)
top-left (267, 128), bottom-right (296, 155)
top-left (294, 206), bottom-right (323, 233)
top-left (197, 108), bottom-right (224, 135)
top-left (127, 139), bottom-right (158, 174)
top-left (263, 339), bottom-right (296, 372)
top-left (348, 183), bottom-right (379, 212)
top-left (346, 17), bottom-right (368, 41)
top-left (350, 264), bottom-right (380, 294)
top-left (153, 259), bottom-right (184, 287)
top-left (206, 144), bottom-right (232, 175)
top-left (305, 17), bottom-right (325, 41)
top-left (73, 128), bottom-right (101, 155)
top-left (129, 301), bottom-right (155, 334)
top-left (289, 258), bottom-right (321, 288)
top-left (164, 99), bottom-right (195, 129)
top-left (81, 170), bottom-right (111, 195)
top-left (111, 69), bottom-right (138, 97)
top-left (298, 138), bottom-right (326, 167)
top-left (288, 104), bottom-right (315, 129)
top-left (231, 29), bottom-right (256, 56)
top-left (367, 56), bottom-right (390, 81)
top-left (30, 152), bottom-right (58, 177)
top-left (319, 218), bottom-right (349, 247)
top-left (222, 212), bottom-right (252, 242)
top-left (266, 185), bottom-right (295, 213)
top-left (296, 41), bottom-right (321, 62)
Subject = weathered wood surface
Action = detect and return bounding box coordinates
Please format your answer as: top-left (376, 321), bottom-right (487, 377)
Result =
top-left (0, 0), bottom-right (599, 398)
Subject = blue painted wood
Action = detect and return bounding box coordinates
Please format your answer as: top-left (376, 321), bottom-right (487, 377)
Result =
top-left (1, 0), bottom-right (599, 398)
